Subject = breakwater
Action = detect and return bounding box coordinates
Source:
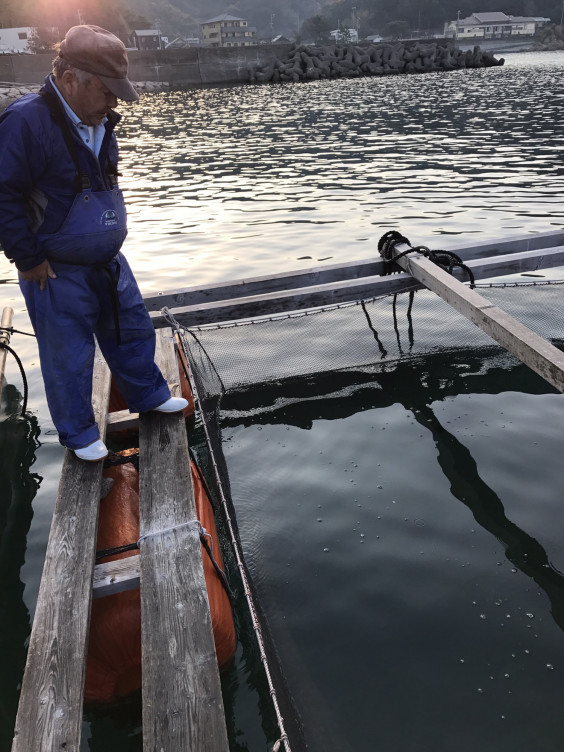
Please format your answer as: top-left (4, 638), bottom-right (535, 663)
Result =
top-left (251, 41), bottom-right (504, 84)
top-left (0, 41), bottom-right (503, 105)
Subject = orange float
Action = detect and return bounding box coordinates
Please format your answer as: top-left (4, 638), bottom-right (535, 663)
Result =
top-left (84, 454), bottom-right (235, 704)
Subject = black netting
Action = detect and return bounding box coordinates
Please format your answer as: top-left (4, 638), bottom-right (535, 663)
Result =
top-left (184, 281), bottom-right (564, 398)
top-left (179, 279), bottom-right (564, 752)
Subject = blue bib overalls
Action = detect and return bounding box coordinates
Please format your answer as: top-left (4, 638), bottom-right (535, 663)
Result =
top-left (19, 99), bottom-right (169, 449)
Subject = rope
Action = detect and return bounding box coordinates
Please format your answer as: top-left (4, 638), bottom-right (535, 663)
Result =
top-left (0, 326), bottom-right (36, 337)
top-left (161, 277), bottom-right (564, 335)
top-left (103, 451), bottom-right (139, 470)
top-left (96, 519), bottom-right (200, 561)
top-left (95, 500), bottom-right (234, 601)
top-left (0, 342), bottom-right (29, 417)
top-left (138, 519), bottom-right (202, 544)
top-left (163, 308), bottom-right (294, 752)
top-left (378, 230), bottom-right (476, 287)
top-left (360, 300), bottom-right (387, 358)
top-left (161, 306), bottom-right (226, 394)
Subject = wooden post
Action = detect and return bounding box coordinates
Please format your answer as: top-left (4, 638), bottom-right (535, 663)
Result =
top-left (0, 306), bottom-right (14, 387)
top-left (12, 346), bottom-right (112, 752)
top-left (139, 329), bottom-right (229, 751)
top-left (384, 242), bottom-right (564, 393)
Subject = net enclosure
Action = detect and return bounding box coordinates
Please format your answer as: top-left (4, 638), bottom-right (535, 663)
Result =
top-left (162, 271), bottom-right (564, 752)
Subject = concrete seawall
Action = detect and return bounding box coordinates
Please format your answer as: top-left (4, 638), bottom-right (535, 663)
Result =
top-left (0, 45), bottom-right (293, 88)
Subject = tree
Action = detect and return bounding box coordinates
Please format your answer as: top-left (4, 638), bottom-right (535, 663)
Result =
top-left (381, 19), bottom-right (411, 38)
top-left (300, 14), bottom-right (331, 43)
top-left (27, 27), bottom-right (61, 54)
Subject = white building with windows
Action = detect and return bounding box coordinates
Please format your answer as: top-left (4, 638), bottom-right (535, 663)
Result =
top-left (201, 14), bottom-right (257, 47)
top-left (0, 27), bottom-right (34, 53)
top-left (329, 28), bottom-right (359, 43)
top-left (444, 12), bottom-right (548, 40)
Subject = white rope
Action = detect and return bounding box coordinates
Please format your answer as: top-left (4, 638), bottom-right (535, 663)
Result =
top-left (137, 519), bottom-right (202, 545)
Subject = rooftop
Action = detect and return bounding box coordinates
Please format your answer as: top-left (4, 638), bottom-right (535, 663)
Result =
top-left (202, 14), bottom-right (246, 24)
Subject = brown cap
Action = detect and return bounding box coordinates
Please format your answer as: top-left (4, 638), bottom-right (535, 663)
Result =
top-left (59, 25), bottom-right (139, 102)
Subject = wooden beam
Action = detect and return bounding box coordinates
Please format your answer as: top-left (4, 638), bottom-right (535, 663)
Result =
top-left (149, 244), bottom-right (564, 330)
top-left (93, 556), bottom-right (140, 599)
top-left (0, 306), bottom-right (14, 386)
top-left (385, 242), bottom-right (564, 393)
top-left (12, 346), bottom-right (111, 752)
top-left (463, 245), bottom-right (564, 281)
top-left (143, 229), bottom-right (564, 314)
top-left (139, 330), bottom-right (228, 752)
top-left (106, 408), bottom-right (140, 433)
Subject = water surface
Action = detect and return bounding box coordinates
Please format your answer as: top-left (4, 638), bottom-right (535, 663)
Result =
top-left (1, 51), bottom-right (564, 751)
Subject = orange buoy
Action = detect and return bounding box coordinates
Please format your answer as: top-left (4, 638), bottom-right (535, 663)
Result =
top-left (84, 457), bottom-right (235, 705)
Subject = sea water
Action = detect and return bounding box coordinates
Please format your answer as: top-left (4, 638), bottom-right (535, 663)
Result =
top-left (0, 51), bottom-right (563, 751)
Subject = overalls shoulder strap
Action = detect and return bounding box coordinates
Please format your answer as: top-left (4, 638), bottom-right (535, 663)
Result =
top-left (39, 89), bottom-right (91, 193)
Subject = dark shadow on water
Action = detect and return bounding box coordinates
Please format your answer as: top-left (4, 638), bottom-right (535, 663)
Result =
top-left (219, 348), bottom-right (564, 639)
top-left (0, 387), bottom-right (41, 751)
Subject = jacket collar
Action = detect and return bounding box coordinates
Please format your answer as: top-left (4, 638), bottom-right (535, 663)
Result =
top-left (41, 74), bottom-right (122, 129)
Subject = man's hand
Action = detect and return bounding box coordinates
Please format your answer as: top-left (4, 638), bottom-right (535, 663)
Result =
top-left (19, 260), bottom-right (57, 291)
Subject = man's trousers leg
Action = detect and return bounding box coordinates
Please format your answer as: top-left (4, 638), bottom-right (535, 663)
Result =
top-left (20, 267), bottom-right (101, 449)
top-left (92, 254), bottom-right (170, 413)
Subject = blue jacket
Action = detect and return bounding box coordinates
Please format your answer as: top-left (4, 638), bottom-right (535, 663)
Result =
top-left (0, 75), bottom-right (121, 271)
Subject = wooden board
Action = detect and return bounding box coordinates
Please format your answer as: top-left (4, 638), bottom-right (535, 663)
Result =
top-left (106, 408), bottom-right (140, 433)
top-left (388, 244), bottom-right (564, 393)
top-left (143, 230), bottom-right (564, 314)
top-left (12, 346), bottom-right (111, 752)
top-left (138, 329), bottom-right (229, 751)
top-left (93, 555), bottom-right (140, 598)
top-left (149, 245), bottom-right (564, 330)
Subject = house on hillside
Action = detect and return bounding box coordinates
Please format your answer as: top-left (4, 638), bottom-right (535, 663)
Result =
top-left (444, 12), bottom-right (549, 40)
top-left (0, 27), bottom-right (34, 53)
top-left (132, 29), bottom-right (163, 50)
top-left (200, 14), bottom-right (257, 47)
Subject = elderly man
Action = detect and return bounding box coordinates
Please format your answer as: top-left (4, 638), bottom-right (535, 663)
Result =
top-left (0, 25), bottom-right (187, 461)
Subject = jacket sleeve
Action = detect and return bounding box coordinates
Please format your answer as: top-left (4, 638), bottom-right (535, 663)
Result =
top-left (0, 105), bottom-right (49, 271)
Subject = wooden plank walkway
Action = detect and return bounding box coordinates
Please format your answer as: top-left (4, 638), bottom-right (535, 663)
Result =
top-left (12, 329), bottom-right (228, 752)
top-left (12, 346), bottom-right (112, 752)
top-left (139, 332), bottom-right (228, 751)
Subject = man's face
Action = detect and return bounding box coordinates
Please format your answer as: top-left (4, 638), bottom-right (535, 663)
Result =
top-left (61, 72), bottom-right (118, 125)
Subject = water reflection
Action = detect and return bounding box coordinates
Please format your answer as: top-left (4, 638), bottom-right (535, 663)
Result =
top-left (220, 351), bottom-right (564, 752)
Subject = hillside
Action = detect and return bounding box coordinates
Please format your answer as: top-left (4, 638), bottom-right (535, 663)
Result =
top-left (1, 0), bottom-right (562, 45)
top-left (118, 0), bottom-right (329, 39)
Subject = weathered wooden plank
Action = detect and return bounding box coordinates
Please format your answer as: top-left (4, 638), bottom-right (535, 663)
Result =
top-left (139, 329), bottom-right (228, 752)
top-left (106, 408), bottom-right (140, 433)
top-left (463, 245), bottom-right (564, 281)
top-left (93, 556), bottom-right (140, 598)
top-left (0, 306), bottom-right (14, 386)
top-left (387, 243), bottom-right (564, 393)
top-left (149, 245), bottom-right (564, 329)
top-left (12, 346), bottom-right (111, 752)
top-left (143, 229), bottom-right (564, 313)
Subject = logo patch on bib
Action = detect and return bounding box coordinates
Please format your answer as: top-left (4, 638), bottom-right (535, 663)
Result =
top-left (101, 209), bottom-right (118, 226)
